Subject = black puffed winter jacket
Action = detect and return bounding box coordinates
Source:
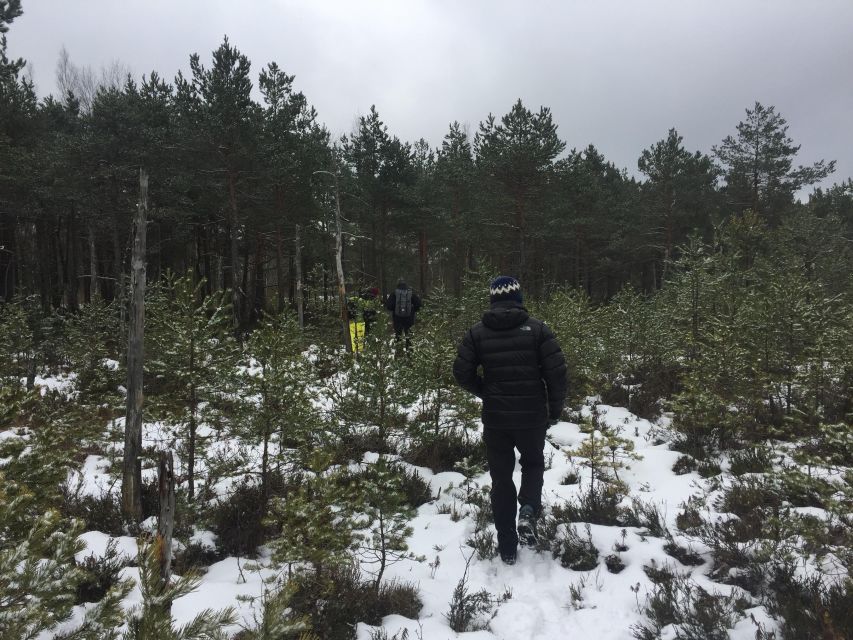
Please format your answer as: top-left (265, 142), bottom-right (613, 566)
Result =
top-left (452, 300), bottom-right (567, 430)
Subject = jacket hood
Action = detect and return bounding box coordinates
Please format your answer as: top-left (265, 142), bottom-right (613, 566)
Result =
top-left (482, 300), bottom-right (529, 330)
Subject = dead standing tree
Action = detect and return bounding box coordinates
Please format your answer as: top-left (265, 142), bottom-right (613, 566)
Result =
top-left (314, 169), bottom-right (351, 352)
top-left (157, 450), bottom-right (176, 589)
top-left (122, 168), bottom-right (148, 523)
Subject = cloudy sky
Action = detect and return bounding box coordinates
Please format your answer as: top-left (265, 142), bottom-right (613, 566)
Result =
top-left (9, 0), bottom-right (853, 194)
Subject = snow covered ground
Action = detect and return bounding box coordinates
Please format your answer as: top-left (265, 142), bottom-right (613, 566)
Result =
top-left (45, 402), bottom-right (782, 639)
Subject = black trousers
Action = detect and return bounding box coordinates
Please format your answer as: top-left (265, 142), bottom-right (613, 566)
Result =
top-left (483, 426), bottom-right (547, 552)
top-left (392, 318), bottom-right (413, 348)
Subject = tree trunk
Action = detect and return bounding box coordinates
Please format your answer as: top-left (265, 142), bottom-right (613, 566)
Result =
top-left (295, 224), bottom-right (304, 329)
top-left (113, 212), bottom-right (127, 366)
top-left (333, 174), bottom-right (350, 351)
top-left (227, 171), bottom-right (241, 330)
top-left (0, 216), bottom-right (16, 301)
top-left (418, 229), bottom-right (428, 295)
top-left (515, 192), bottom-right (526, 283)
top-left (122, 169), bottom-right (147, 524)
top-left (65, 208), bottom-right (80, 311)
top-left (254, 232), bottom-right (266, 321)
top-left (276, 227), bottom-right (286, 313)
top-left (241, 236), bottom-right (251, 326)
top-left (88, 222), bottom-right (99, 301)
top-left (188, 344), bottom-right (197, 502)
top-left (157, 450), bottom-right (176, 588)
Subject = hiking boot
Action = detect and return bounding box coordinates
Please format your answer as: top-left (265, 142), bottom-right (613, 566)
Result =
top-left (517, 504), bottom-right (538, 547)
top-left (500, 548), bottom-right (517, 565)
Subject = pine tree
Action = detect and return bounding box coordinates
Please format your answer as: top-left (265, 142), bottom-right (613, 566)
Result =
top-left (474, 99), bottom-right (565, 286)
top-left (407, 287), bottom-right (480, 447)
top-left (0, 418), bottom-right (130, 640)
top-left (341, 322), bottom-right (406, 443)
top-left (434, 122), bottom-right (477, 294)
top-left (267, 451), bottom-right (358, 578)
top-left (638, 128), bottom-right (719, 284)
top-left (354, 458), bottom-right (416, 591)
top-left (237, 579), bottom-right (317, 640)
top-left (532, 287), bottom-right (603, 403)
top-left (177, 37), bottom-right (259, 327)
top-left (240, 312), bottom-right (319, 506)
top-left (123, 541), bottom-right (236, 640)
top-left (147, 272), bottom-right (238, 501)
top-left (713, 102), bottom-right (835, 225)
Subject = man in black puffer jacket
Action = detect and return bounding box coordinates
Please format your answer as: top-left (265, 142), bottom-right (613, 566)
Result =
top-left (452, 276), bottom-right (567, 564)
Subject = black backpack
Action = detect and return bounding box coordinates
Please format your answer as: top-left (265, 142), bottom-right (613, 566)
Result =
top-left (395, 287), bottom-right (413, 318)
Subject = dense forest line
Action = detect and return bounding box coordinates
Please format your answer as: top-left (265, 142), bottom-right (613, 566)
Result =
top-left (2, 3), bottom-right (852, 329)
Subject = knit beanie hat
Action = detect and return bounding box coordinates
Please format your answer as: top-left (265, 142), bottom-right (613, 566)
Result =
top-left (489, 276), bottom-right (523, 305)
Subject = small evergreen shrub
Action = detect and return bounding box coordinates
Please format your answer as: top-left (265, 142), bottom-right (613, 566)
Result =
top-left (698, 519), bottom-right (774, 591)
top-left (672, 454), bottom-right (698, 475)
top-left (717, 477), bottom-right (783, 535)
top-left (444, 555), bottom-right (505, 632)
top-left (560, 469), bottom-right (580, 485)
top-left (209, 477), bottom-right (295, 557)
top-left (629, 498), bottom-right (668, 538)
top-left (663, 539), bottom-right (705, 567)
top-left (172, 541), bottom-right (223, 574)
top-left (466, 529), bottom-right (498, 561)
top-left (75, 539), bottom-right (127, 604)
top-left (554, 484), bottom-right (635, 527)
top-left (765, 563), bottom-right (853, 639)
top-left (675, 502), bottom-right (705, 535)
top-left (467, 487), bottom-right (494, 531)
top-left (332, 429), bottom-right (395, 465)
top-left (287, 564), bottom-right (421, 640)
top-left (778, 469), bottom-right (834, 509)
top-left (633, 565), bottom-right (749, 640)
top-left (402, 431), bottom-right (487, 474)
top-left (697, 459), bottom-right (722, 478)
top-left (729, 447), bottom-right (773, 476)
top-left (61, 487), bottom-right (124, 536)
top-left (553, 524), bottom-right (599, 571)
top-left (394, 464), bottom-right (434, 508)
top-left (605, 553), bottom-right (626, 573)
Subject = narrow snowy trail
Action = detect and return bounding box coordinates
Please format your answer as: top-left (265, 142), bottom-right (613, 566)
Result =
top-left (355, 406), bottom-right (727, 640)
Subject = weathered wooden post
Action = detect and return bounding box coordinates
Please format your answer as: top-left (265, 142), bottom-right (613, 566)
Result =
top-left (157, 450), bottom-right (176, 588)
top-left (122, 168), bottom-right (147, 523)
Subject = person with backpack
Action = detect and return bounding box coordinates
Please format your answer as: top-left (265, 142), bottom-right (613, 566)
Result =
top-left (452, 276), bottom-right (567, 565)
top-left (385, 279), bottom-right (421, 347)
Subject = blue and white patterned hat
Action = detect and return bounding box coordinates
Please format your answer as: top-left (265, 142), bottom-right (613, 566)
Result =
top-left (489, 276), bottom-right (523, 304)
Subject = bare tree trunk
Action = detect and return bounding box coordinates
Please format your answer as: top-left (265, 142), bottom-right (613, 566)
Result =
top-left (314, 169), bottom-right (350, 350)
top-left (65, 208), bottom-right (80, 310)
top-left (157, 450), bottom-right (176, 588)
top-left (241, 237), bottom-right (250, 326)
top-left (329, 173), bottom-right (350, 351)
top-left (227, 171), bottom-right (241, 330)
top-left (122, 168), bottom-right (147, 524)
top-left (112, 213), bottom-right (127, 366)
top-left (88, 222), bottom-right (99, 301)
top-left (254, 232), bottom-right (266, 321)
top-left (418, 229), bottom-right (428, 295)
top-left (295, 224), bottom-right (304, 329)
top-left (276, 227), bottom-right (286, 313)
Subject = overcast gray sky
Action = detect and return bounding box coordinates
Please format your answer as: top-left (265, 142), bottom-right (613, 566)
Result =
top-left (9, 0), bottom-right (853, 195)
